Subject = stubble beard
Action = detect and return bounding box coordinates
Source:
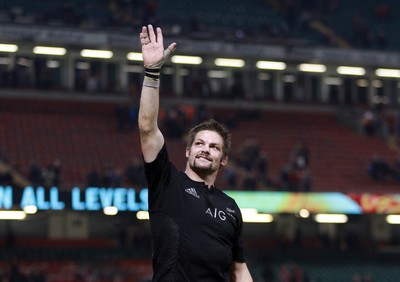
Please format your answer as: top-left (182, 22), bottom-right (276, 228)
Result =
top-left (192, 157), bottom-right (215, 175)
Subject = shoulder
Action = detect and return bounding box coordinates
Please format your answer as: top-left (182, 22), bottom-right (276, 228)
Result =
top-left (216, 189), bottom-right (241, 212)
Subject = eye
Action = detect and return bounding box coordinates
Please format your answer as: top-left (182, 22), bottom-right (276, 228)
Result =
top-left (211, 144), bottom-right (220, 151)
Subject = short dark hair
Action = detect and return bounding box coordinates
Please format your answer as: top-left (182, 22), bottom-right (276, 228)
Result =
top-left (186, 119), bottom-right (231, 158)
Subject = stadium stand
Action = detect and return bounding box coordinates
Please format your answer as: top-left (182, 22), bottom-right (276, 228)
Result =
top-left (0, 96), bottom-right (398, 193)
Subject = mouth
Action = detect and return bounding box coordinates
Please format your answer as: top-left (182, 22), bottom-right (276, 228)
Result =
top-left (196, 155), bottom-right (212, 162)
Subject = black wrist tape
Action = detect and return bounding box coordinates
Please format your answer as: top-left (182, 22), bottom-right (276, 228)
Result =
top-left (145, 68), bottom-right (160, 80)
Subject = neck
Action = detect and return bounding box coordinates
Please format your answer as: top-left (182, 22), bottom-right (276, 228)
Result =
top-left (185, 165), bottom-right (217, 188)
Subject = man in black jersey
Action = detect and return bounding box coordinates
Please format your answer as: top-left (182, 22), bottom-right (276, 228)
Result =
top-left (138, 24), bottom-right (253, 282)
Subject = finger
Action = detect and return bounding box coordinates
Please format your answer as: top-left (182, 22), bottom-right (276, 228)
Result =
top-left (163, 43), bottom-right (177, 58)
top-left (168, 42), bottom-right (177, 53)
top-left (156, 27), bottom-right (163, 46)
top-left (140, 26), bottom-right (149, 45)
top-left (148, 24), bottom-right (156, 43)
top-left (141, 26), bottom-right (147, 35)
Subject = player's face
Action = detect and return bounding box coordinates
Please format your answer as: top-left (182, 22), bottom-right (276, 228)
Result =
top-left (186, 130), bottom-right (227, 173)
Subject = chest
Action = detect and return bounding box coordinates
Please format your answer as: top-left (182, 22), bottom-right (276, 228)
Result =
top-left (163, 184), bottom-right (238, 239)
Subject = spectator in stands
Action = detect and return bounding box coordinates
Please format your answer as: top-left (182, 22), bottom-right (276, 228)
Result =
top-left (277, 141), bottom-right (312, 192)
top-left (9, 263), bottom-right (27, 282)
top-left (393, 156), bottom-right (400, 183)
top-left (238, 138), bottom-right (261, 172)
top-left (374, 3), bottom-right (390, 22)
top-left (28, 160), bottom-right (43, 187)
top-left (115, 104), bottom-right (138, 132)
top-left (100, 165), bottom-right (122, 188)
top-left (162, 107), bottom-right (187, 138)
top-left (290, 141), bottom-right (310, 169)
top-left (86, 167), bottom-right (100, 187)
top-left (375, 29), bottom-right (387, 50)
top-left (361, 109), bottom-right (376, 136)
top-left (223, 163), bottom-right (238, 189)
top-left (299, 168), bottom-right (312, 192)
top-left (280, 162), bottom-right (296, 191)
top-left (255, 150), bottom-right (271, 187)
top-left (230, 73), bottom-right (245, 100)
top-left (0, 166), bottom-right (14, 186)
top-left (42, 158), bottom-right (62, 188)
top-left (351, 14), bottom-right (374, 48)
top-left (192, 102), bottom-right (211, 126)
top-left (126, 158), bottom-right (146, 188)
top-left (261, 261), bottom-right (275, 282)
top-left (280, 160), bottom-right (312, 192)
top-left (368, 155), bottom-right (391, 182)
top-left (86, 71), bottom-right (101, 93)
top-left (242, 171), bottom-right (257, 191)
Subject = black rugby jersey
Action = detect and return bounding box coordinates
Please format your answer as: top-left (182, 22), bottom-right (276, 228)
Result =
top-left (144, 144), bottom-right (245, 282)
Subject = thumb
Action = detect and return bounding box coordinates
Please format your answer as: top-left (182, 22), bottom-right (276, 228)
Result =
top-left (163, 43), bottom-right (177, 59)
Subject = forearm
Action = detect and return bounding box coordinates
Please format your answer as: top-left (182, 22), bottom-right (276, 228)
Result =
top-left (138, 76), bottom-right (160, 134)
top-left (231, 262), bottom-right (253, 282)
top-left (137, 24), bottom-right (176, 161)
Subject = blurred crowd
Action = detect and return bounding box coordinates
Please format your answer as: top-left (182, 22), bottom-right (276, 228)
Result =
top-left (0, 0), bottom-right (394, 50)
top-left (368, 155), bottom-right (400, 183)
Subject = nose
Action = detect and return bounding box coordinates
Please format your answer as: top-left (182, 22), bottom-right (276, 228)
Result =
top-left (201, 146), bottom-right (210, 154)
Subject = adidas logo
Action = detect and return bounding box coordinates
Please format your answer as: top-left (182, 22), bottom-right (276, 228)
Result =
top-left (185, 188), bottom-right (200, 198)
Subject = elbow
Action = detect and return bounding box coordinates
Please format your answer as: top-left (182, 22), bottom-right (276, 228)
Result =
top-left (138, 115), bottom-right (156, 135)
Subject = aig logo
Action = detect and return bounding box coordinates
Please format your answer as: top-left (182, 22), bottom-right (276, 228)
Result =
top-left (205, 207), bottom-right (226, 221)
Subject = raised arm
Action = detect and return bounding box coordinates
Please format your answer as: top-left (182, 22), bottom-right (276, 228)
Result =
top-left (138, 24), bottom-right (176, 162)
top-left (231, 262), bottom-right (253, 282)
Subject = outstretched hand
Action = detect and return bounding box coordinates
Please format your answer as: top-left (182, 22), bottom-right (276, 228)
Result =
top-left (140, 24), bottom-right (176, 69)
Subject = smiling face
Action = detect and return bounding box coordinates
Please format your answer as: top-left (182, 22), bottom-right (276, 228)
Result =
top-left (186, 130), bottom-right (228, 176)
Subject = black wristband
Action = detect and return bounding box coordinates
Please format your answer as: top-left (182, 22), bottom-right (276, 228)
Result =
top-left (145, 68), bottom-right (161, 73)
top-left (144, 72), bottom-right (160, 79)
top-left (144, 67), bottom-right (160, 80)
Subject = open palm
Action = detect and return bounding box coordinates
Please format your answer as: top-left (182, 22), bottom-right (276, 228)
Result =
top-left (140, 25), bottom-right (176, 68)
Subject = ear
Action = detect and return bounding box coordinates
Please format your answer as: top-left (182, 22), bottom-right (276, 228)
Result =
top-left (220, 155), bottom-right (228, 167)
top-left (185, 147), bottom-right (190, 158)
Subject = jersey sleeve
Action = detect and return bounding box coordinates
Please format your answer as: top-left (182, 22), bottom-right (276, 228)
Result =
top-left (143, 143), bottom-right (172, 209)
top-left (232, 201), bottom-right (246, 263)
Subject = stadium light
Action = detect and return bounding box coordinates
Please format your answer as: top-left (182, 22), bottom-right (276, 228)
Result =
top-left (0, 210), bottom-right (26, 220)
top-left (103, 206), bottom-right (118, 216)
top-left (314, 213), bottom-right (348, 223)
top-left (75, 62), bottom-right (90, 70)
top-left (171, 55), bottom-right (202, 65)
top-left (0, 43), bottom-right (18, 52)
top-left (337, 66), bottom-right (365, 76)
top-left (207, 70), bottom-right (228, 78)
top-left (127, 52), bottom-right (143, 61)
top-left (371, 80), bottom-right (383, 88)
top-left (0, 57), bottom-right (11, 65)
top-left (241, 208), bottom-right (273, 223)
top-left (298, 208), bottom-right (310, 218)
top-left (257, 73), bottom-right (272, 80)
top-left (356, 79), bottom-right (369, 87)
top-left (386, 215), bottom-right (400, 224)
top-left (46, 60), bottom-right (61, 68)
top-left (136, 210), bottom-right (149, 220)
top-left (298, 63), bottom-right (326, 73)
top-left (23, 205), bottom-right (38, 214)
top-left (81, 49), bottom-right (113, 59)
top-left (256, 60), bottom-right (286, 70)
top-left (214, 58), bottom-right (245, 68)
top-left (324, 77), bottom-right (342, 85)
top-left (33, 46), bottom-right (66, 56)
top-left (375, 68), bottom-right (400, 78)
